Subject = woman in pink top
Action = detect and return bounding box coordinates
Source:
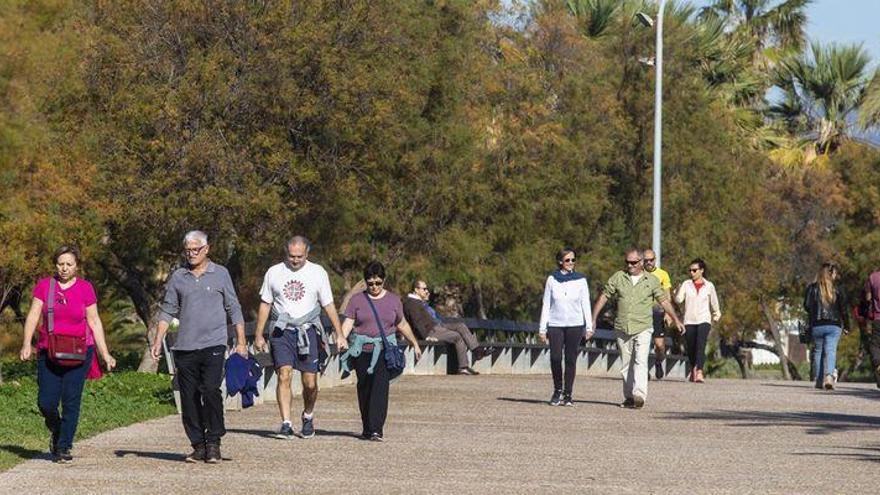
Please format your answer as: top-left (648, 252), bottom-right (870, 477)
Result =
top-left (19, 246), bottom-right (116, 463)
top-left (674, 258), bottom-right (721, 383)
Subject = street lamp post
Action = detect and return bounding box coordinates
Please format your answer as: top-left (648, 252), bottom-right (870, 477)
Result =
top-left (637, 0), bottom-right (668, 267)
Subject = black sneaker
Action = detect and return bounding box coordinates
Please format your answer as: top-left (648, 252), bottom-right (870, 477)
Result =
top-left (301, 414), bottom-right (315, 439)
top-left (185, 444), bottom-right (206, 463)
top-left (549, 390), bottom-right (563, 406)
top-left (205, 443), bottom-right (221, 464)
top-left (55, 448), bottom-right (73, 464)
top-left (369, 433), bottom-right (384, 442)
top-left (562, 394), bottom-right (574, 407)
top-left (655, 361), bottom-right (665, 380)
top-left (276, 422), bottom-right (295, 439)
top-left (619, 398), bottom-right (635, 408)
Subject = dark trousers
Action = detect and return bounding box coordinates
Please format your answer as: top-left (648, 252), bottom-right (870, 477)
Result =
top-left (353, 351), bottom-right (390, 436)
top-left (37, 347), bottom-right (94, 450)
top-left (867, 323), bottom-right (880, 387)
top-left (548, 326), bottom-right (582, 395)
top-left (685, 323), bottom-right (712, 371)
top-left (174, 345), bottom-right (226, 447)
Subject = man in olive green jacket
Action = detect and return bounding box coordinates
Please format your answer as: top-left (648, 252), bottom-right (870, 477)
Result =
top-left (592, 248), bottom-right (685, 409)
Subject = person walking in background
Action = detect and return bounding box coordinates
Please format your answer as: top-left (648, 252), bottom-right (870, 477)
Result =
top-left (862, 267), bottom-right (880, 388)
top-left (150, 231), bottom-right (247, 463)
top-left (538, 248), bottom-right (593, 406)
top-left (253, 236), bottom-right (344, 439)
top-left (19, 245), bottom-right (117, 463)
top-left (804, 262), bottom-right (848, 390)
top-left (674, 258), bottom-right (721, 383)
top-left (591, 248), bottom-right (685, 409)
top-left (403, 280), bottom-right (490, 375)
top-left (339, 261), bottom-right (422, 441)
top-left (643, 249), bottom-right (672, 379)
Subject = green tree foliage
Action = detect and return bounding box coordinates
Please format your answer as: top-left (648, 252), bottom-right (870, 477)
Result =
top-left (2, 0), bottom-right (880, 381)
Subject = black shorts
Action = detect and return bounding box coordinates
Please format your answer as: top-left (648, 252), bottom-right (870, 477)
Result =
top-left (652, 309), bottom-right (666, 337)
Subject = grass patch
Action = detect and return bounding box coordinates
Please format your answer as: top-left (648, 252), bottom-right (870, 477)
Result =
top-left (0, 371), bottom-right (174, 472)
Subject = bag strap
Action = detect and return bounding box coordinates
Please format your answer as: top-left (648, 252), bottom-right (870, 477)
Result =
top-left (363, 292), bottom-right (391, 348)
top-left (48, 278), bottom-right (56, 336)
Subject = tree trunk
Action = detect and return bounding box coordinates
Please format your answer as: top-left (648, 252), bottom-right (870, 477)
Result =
top-left (760, 299), bottom-right (792, 380)
top-left (473, 282), bottom-right (488, 319)
top-left (99, 253), bottom-right (162, 373)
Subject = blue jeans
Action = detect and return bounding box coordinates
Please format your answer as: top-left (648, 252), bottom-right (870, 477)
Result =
top-left (811, 325), bottom-right (841, 387)
top-left (37, 347), bottom-right (94, 450)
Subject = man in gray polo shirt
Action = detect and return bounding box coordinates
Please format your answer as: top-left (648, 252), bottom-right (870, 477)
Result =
top-left (151, 230), bottom-right (246, 464)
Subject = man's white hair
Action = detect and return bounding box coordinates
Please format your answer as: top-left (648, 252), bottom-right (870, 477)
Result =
top-left (183, 230), bottom-right (208, 246)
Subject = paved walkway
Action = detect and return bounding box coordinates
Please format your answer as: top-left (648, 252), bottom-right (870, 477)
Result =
top-left (2, 375), bottom-right (879, 494)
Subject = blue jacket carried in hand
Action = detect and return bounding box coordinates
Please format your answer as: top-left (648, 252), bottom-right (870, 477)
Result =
top-left (225, 353), bottom-right (263, 408)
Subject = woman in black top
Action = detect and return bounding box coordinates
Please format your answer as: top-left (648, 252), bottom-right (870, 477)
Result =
top-left (803, 262), bottom-right (848, 390)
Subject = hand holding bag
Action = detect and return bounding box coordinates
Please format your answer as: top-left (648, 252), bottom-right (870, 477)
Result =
top-left (47, 278), bottom-right (88, 367)
top-left (364, 292), bottom-right (406, 380)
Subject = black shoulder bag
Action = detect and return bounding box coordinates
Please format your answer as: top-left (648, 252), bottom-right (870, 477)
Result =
top-left (364, 292), bottom-right (406, 380)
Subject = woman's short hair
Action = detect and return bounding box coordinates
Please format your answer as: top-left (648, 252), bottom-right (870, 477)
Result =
top-left (53, 245), bottom-right (81, 265)
top-left (363, 261), bottom-right (386, 281)
top-left (556, 247), bottom-right (577, 265)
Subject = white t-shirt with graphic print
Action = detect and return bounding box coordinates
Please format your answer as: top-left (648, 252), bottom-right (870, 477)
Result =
top-left (259, 261), bottom-right (334, 319)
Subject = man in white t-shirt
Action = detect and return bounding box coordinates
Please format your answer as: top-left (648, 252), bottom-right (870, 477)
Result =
top-left (254, 236), bottom-right (343, 439)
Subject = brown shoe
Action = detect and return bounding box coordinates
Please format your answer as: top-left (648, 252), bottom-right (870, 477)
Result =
top-left (632, 395), bottom-right (645, 409)
top-left (823, 374), bottom-right (835, 390)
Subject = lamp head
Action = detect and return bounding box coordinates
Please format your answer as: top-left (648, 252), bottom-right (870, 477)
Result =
top-left (635, 12), bottom-right (654, 28)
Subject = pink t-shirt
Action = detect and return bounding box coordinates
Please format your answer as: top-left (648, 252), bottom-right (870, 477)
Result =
top-left (32, 277), bottom-right (97, 350)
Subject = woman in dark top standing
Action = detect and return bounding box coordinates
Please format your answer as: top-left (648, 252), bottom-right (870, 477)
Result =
top-left (340, 261), bottom-right (422, 441)
top-left (804, 262), bottom-right (848, 390)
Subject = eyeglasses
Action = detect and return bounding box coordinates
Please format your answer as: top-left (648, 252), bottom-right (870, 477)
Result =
top-left (626, 260), bottom-right (642, 265)
top-left (643, 258), bottom-right (655, 263)
top-left (366, 281), bottom-right (384, 287)
top-left (184, 245), bottom-right (207, 255)
top-left (562, 258), bottom-right (576, 263)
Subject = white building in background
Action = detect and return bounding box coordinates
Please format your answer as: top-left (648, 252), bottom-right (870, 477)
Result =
top-left (750, 319), bottom-right (806, 366)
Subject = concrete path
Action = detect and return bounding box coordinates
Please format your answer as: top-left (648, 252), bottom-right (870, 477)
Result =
top-left (2, 375), bottom-right (879, 494)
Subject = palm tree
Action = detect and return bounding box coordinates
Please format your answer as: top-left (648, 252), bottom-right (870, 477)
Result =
top-left (699, 0), bottom-right (811, 64)
top-left (564, 0), bottom-right (622, 38)
top-left (769, 41), bottom-right (873, 156)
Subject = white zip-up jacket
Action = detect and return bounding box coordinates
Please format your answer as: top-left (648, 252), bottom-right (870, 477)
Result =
top-left (539, 274), bottom-right (593, 333)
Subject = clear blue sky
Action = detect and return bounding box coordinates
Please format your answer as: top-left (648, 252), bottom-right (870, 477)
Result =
top-left (694, 0), bottom-right (880, 65)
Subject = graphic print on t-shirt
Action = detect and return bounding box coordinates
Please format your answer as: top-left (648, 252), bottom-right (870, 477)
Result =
top-left (283, 279), bottom-right (306, 302)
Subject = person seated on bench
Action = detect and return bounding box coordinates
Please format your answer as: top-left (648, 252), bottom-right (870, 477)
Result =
top-left (403, 280), bottom-right (490, 375)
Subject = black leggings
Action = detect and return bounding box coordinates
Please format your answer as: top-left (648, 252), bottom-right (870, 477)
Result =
top-left (685, 323), bottom-right (712, 371)
top-left (353, 351), bottom-right (390, 437)
top-left (548, 326), bottom-right (583, 395)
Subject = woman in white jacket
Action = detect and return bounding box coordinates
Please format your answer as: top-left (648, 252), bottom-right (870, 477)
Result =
top-left (674, 258), bottom-right (721, 383)
top-left (539, 248), bottom-right (593, 406)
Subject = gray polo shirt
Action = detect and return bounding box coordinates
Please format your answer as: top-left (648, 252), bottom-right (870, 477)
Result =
top-left (158, 261), bottom-right (245, 351)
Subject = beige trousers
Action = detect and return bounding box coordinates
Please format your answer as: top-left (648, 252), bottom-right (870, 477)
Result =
top-left (616, 329), bottom-right (653, 401)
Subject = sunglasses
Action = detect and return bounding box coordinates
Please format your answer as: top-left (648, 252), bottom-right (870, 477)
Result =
top-left (416, 287), bottom-right (429, 291)
top-left (643, 258), bottom-right (655, 263)
top-left (366, 281), bottom-right (384, 287)
top-left (562, 258), bottom-right (576, 263)
top-left (689, 268), bottom-right (700, 273)
top-left (626, 260), bottom-right (642, 265)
